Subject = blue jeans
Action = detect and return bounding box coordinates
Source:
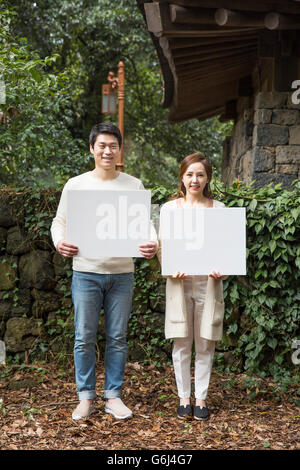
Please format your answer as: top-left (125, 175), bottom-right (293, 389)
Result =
top-left (71, 271), bottom-right (134, 400)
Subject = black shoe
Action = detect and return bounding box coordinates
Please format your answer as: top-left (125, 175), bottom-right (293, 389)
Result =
top-left (177, 404), bottom-right (193, 419)
top-left (194, 405), bottom-right (210, 420)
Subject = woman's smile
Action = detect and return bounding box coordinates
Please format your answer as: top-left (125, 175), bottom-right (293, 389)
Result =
top-left (182, 161), bottom-right (209, 198)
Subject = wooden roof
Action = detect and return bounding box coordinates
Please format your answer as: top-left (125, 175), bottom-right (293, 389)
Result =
top-left (138, 0), bottom-right (300, 122)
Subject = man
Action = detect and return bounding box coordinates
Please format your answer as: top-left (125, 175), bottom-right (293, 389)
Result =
top-left (51, 122), bottom-right (157, 420)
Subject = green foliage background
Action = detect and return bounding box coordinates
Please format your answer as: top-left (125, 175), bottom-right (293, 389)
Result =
top-left (1, 181), bottom-right (299, 392)
top-left (0, 0), bottom-right (232, 188)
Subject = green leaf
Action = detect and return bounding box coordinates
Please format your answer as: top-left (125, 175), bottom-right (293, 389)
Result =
top-left (248, 198), bottom-right (257, 211)
top-left (267, 338), bottom-right (277, 350)
top-left (269, 239), bottom-right (276, 254)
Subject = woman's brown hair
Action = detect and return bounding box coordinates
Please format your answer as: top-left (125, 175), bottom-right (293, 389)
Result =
top-left (176, 152), bottom-right (213, 199)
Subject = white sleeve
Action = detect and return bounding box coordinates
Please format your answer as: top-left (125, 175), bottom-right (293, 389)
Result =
top-left (50, 183), bottom-right (68, 249)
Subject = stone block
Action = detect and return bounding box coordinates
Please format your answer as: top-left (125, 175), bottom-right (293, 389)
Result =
top-left (276, 146), bottom-right (300, 164)
top-left (33, 234), bottom-right (53, 251)
top-left (6, 226), bottom-right (32, 255)
top-left (0, 301), bottom-right (11, 336)
top-left (31, 289), bottom-right (61, 317)
top-left (19, 250), bottom-right (55, 290)
top-left (276, 164), bottom-right (299, 175)
top-left (231, 118), bottom-right (252, 158)
top-left (0, 255), bottom-right (18, 291)
top-left (253, 124), bottom-right (289, 146)
top-left (254, 92), bottom-right (288, 110)
top-left (243, 108), bottom-right (254, 122)
top-left (239, 150), bottom-right (254, 182)
top-left (252, 172), bottom-right (296, 189)
top-left (253, 147), bottom-right (275, 173)
top-left (52, 252), bottom-right (72, 277)
top-left (10, 306), bottom-right (30, 318)
top-left (272, 109), bottom-right (299, 126)
top-left (287, 93), bottom-right (300, 110)
top-left (4, 317), bottom-right (43, 352)
top-left (0, 199), bottom-right (17, 228)
top-left (0, 227), bottom-right (7, 249)
top-left (244, 121), bottom-right (254, 137)
top-left (17, 289), bottom-right (32, 308)
top-left (289, 126), bottom-right (300, 145)
top-left (254, 109), bottom-right (272, 125)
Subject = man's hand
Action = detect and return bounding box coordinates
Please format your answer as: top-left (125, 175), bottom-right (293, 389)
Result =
top-left (139, 241), bottom-right (158, 259)
top-left (57, 240), bottom-right (79, 258)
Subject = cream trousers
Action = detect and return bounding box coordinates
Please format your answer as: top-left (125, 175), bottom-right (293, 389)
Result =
top-left (172, 276), bottom-right (215, 400)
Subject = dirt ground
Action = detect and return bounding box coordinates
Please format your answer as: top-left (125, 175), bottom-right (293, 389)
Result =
top-left (0, 360), bottom-right (299, 451)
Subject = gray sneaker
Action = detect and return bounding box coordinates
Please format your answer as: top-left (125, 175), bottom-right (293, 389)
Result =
top-left (105, 398), bottom-right (132, 419)
top-left (72, 400), bottom-right (95, 421)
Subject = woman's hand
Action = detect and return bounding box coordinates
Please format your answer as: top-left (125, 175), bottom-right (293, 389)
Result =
top-left (57, 240), bottom-right (79, 258)
top-left (209, 270), bottom-right (227, 280)
top-left (172, 271), bottom-right (188, 279)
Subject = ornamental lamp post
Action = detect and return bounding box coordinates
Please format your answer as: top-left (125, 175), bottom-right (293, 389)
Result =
top-left (101, 62), bottom-right (125, 172)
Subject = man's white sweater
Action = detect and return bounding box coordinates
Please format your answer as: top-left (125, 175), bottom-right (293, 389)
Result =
top-left (51, 171), bottom-right (156, 274)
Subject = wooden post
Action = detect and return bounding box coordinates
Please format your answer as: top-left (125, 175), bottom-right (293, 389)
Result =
top-left (117, 61), bottom-right (125, 172)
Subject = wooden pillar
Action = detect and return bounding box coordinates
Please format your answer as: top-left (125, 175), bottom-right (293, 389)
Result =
top-left (274, 32), bottom-right (298, 91)
top-left (117, 61), bottom-right (125, 172)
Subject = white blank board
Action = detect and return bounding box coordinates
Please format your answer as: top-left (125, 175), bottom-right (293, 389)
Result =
top-left (160, 207), bottom-right (246, 275)
top-left (67, 190), bottom-right (151, 258)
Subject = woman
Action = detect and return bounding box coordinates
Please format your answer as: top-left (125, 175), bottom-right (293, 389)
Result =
top-left (158, 153), bottom-right (227, 421)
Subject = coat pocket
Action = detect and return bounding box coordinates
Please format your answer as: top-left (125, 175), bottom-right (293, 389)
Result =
top-left (211, 299), bottom-right (225, 326)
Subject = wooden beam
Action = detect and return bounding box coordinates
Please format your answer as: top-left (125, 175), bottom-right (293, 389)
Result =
top-left (173, 45), bottom-right (257, 66)
top-left (215, 8), bottom-right (265, 28)
top-left (144, 2), bottom-right (260, 37)
top-left (161, 27), bottom-right (260, 38)
top-left (170, 5), bottom-right (216, 24)
top-left (264, 12), bottom-right (300, 30)
top-left (172, 38), bottom-right (257, 59)
top-left (167, 34), bottom-right (258, 49)
top-left (176, 62), bottom-right (256, 91)
top-left (144, 2), bottom-right (169, 35)
top-left (176, 50), bottom-right (257, 77)
top-left (166, 0), bottom-right (300, 15)
top-left (169, 106), bottom-right (225, 123)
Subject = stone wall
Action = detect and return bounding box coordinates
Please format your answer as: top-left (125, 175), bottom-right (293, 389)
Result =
top-left (222, 91), bottom-right (300, 188)
top-left (0, 192), bottom-right (73, 357)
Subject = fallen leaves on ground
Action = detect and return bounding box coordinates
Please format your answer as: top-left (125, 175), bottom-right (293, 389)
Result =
top-left (0, 361), bottom-right (299, 450)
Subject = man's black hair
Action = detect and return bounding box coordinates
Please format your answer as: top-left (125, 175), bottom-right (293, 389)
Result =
top-left (89, 122), bottom-right (122, 149)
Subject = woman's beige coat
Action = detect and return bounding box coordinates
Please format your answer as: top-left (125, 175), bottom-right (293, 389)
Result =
top-left (158, 199), bottom-right (226, 342)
